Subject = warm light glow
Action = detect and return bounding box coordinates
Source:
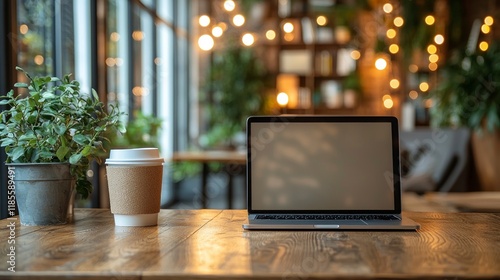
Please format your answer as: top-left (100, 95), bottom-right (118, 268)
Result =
top-left (33, 55), bottom-right (45, 65)
top-left (199, 15), bottom-right (211, 27)
top-left (434, 34), bottom-right (444, 45)
top-left (154, 57), bottom-right (162, 65)
top-left (383, 3), bottom-right (393, 13)
top-left (219, 22), bottom-right (228, 31)
top-left (383, 98), bottom-right (394, 109)
top-left (233, 14), bottom-right (245, 27)
top-left (382, 94), bottom-right (392, 101)
top-left (110, 32), bottom-right (120, 42)
top-left (427, 44), bottom-right (437, 54)
top-left (284, 33), bottom-right (294, 41)
top-left (212, 26), bottom-right (223, 37)
top-left (425, 15), bottom-right (435, 25)
top-left (419, 82), bottom-right (429, 92)
top-left (484, 16), bottom-right (494, 26)
top-left (429, 62), bottom-right (438, 71)
top-left (350, 50), bottom-right (361, 60)
top-left (132, 86), bottom-right (149, 97)
top-left (266, 30), bottom-right (276, 40)
top-left (425, 99), bottom-right (433, 108)
top-left (115, 58), bottom-right (123, 66)
top-left (283, 22), bottom-right (294, 33)
top-left (429, 54), bottom-right (439, 63)
top-left (389, 79), bottom-right (400, 89)
top-left (479, 41), bottom-right (489, 51)
top-left (132, 31), bottom-right (144, 41)
top-left (105, 58), bottom-right (115, 67)
top-left (242, 33), bottom-right (255, 46)
top-left (277, 92), bottom-right (289, 106)
top-left (223, 0), bottom-right (235, 11)
top-left (409, 90), bottom-right (418, 100)
top-left (198, 34), bottom-right (214, 51)
top-left (481, 24), bottom-right (491, 34)
top-left (19, 24), bottom-right (29, 35)
top-left (393, 17), bottom-right (404, 27)
top-left (389, 44), bottom-right (399, 54)
top-left (375, 58), bottom-right (388, 70)
top-left (386, 29), bottom-right (397, 39)
top-left (409, 64), bottom-right (419, 73)
top-left (34, 55), bottom-right (44, 65)
top-left (316, 15), bottom-right (328, 26)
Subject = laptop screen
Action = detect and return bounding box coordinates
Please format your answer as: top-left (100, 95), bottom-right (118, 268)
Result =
top-left (247, 116), bottom-right (401, 214)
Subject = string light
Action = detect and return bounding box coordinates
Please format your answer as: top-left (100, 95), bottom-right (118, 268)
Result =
top-left (316, 16), bottom-right (327, 26)
top-left (199, 15), bottom-right (210, 27)
top-left (266, 30), bottom-right (276, 40)
top-left (429, 54), bottom-right (439, 63)
top-left (242, 33), bottom-right (255, 46)
top-left (277, 92), bottom-right (289, 107)
top-left (393, 17), bottom-right (404, 27)
top-left (429, 62), bottom-right (438, 71)
top-left (409, 64), bottom-right (419, 73)
top-left (375, 58), bottom-right (388, 70)
top-left (198, 34), bottom-right (214, 51)
top-left (427, 44), bottom-right (437, 54)
top-left (223, 0), bottom-right (235, 12)
top-left (283, 22), bottom-right (294, 33)
top-left (484, 16), bottom-right (494, 26)
top-left (212, 26), bottom-right (223, 37)
top-left (383, 95), bottom-right (394, 109)
top-left (419, 82), bottom-right (429, 92)
top-left (479, 41), bottom-right (489, 51)
top-left (390, 79), bottom-right (400, 89)
top-left (425, 15), bottom-right (435, 25)
top-left (132, 31), bottom-right (144, 41)
top-left (233, 14), bottom-right (245, 27)
top-left (481, 24), bottom-right (491, 34)
top-left (409, 90), bottom-right (418, 100)
top-left (389, 44), bottom-right (399, 54)
top-left (350, 50), bottom-right (361, 60)
top-left (383, 3), bottom-right (393, 13)
top-left (386, 28), bottom-right (397, 39)
top-left (20, 24), bottom-right (29, 35)
top-left (434, 34), bottom-right (445, 45)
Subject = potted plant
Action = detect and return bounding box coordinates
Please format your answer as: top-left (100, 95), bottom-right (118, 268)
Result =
top-left (429, 43), bottom-right (500, 191)
top-left (0, 67), bottom-right (125, 225)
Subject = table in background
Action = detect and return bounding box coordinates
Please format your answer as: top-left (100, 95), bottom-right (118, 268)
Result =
top-left (1, 209), bottom-right (500, 279)
top-left (171, 150), bottom-right (246, 208)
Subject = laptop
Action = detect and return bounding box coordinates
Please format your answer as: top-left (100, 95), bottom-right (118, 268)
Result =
top-left (243, 115), bottom-right (420, 230)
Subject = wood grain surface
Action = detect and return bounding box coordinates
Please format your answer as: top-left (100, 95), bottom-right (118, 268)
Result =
top-left (1, 209), bottom-right (499, 279)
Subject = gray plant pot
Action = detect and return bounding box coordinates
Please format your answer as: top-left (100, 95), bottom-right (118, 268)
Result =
top-left (7, 163), bottom-right (76, 226)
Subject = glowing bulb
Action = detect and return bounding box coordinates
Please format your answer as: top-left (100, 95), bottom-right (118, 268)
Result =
top-left (284, 33), bottom-right (294, 42)
top-left (393, 17), bottom-right (404, 27)
top-left (429, 54), bottom-right (439, 63)
top-left (419, 82), bottom-right (429, 92)
top-left (132, 31), bottom-right (144, 41)
top-left (409, 90), bottom-right (418, 100)
top-left (386, 29), bottom-right (397, 39)
top-left (266, 30), bottom-right (276, 40)
top-left (110, 32), bottom-right (120, 42)
top-left (479, 41), bottom-right (489, 51)
top-left (34, 55), bottom-right (44, 65)
top-left (429, 62), bottom-right (438, 71)
top-left (198, 34), bottom-right (214, 51)
top-left (390, 79), bottom-right (400, 89)
top-left (242, 33), bottom-right (255, 46)
top-left (484, 16), bottom-right (494, 26)
top-left (19, 24), bottom-right (29, 35)
top-left (409, 64), bottom-right (418, 73)
top-left (383, 98), bottom-right (394, 109)
top-left (425, 99), bottom-right (433, 108)
top-left (233, 14), bottom-right (245, 27)
top-left (283, 22), bottom-right (294, 33)
top-left (212, 26), bottom-right (223, 37)
top-left (425, 15), bottom-right (435, 25)
top-left (350, 50), bottom-right (361, 60)
top-left (481, 24), bottom-right (491, 34)
top-left (427, 44), bottom-right (437, 54)
top-left (199, 15), bottom-right (210, 27)
top-left (383, 3), bottom-right (393, 13)
top-left (223, 0), bottom-right (235, 11)
top-left (382, 94), bottom-right (392, 101)
top-left (434, 34), bottom-right (444, 45)
top-left (375, 58), bottom-right (387, 70)
top-left (316, 15), bottom-right (328, 26)
top-left (277, 92), bottom-right (289, 106)
top-left (389, 44), bottom-right (399, 54)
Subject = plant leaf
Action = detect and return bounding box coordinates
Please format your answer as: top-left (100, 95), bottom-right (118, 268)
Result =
top-left (56, 146), bottom-right (70, 161)
top-left (10, 146), bottom-right (25, 161)
top-left (14, 82), bottom-right (28, 88)
top-left (69, 153), bottom-right (82, 165)
top-left (73, 134), bottom-right (89, 145)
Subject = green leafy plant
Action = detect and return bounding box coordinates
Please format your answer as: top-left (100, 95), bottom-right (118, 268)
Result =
top-left (429, 44), bottom-right (500, 132)
top-left (0, 67), bottom-right (126, 198)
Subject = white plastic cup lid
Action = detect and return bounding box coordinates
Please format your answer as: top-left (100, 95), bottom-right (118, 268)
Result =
top-left (106, 148), bottom-right (164, 164)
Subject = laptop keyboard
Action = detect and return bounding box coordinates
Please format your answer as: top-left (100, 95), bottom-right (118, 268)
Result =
top-left (255, 214), bottom-right (400, 221)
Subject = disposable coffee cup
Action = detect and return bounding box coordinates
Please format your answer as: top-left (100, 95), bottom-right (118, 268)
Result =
top-left (106, 148), bottom-right (164, 226)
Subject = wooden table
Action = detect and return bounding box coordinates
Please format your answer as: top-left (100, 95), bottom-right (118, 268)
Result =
top-left (1, 209), bottom-right (500, 279)
top-left (171, 150), bottom-right (246, 208)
